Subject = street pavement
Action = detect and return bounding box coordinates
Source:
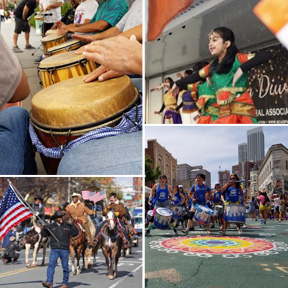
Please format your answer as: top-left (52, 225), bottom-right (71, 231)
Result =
top-left (145, 218), bottom-right (288, 288)
top-left (1, 20), bottom-right (48, 174)
top-left (0, 236), bottom-right (142, 288)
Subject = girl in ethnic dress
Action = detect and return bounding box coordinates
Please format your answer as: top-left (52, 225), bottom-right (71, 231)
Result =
top-left (173, 27), bottom-right (271, 124)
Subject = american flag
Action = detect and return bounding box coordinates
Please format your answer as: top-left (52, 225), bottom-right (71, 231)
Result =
top-left (82, 190), bottom-right (91, 200)
top-left (91, 190), bottom-right (106, 203)
top-left (0, 185), bottom-right (33, 240)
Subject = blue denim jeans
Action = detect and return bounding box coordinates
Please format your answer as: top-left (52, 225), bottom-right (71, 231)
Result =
top-left (46, 249), bottom-right (69, 286)
top-left (57, 131), bottom-right (142, 175)
top-left (0, 107), bottom-right (37, 174)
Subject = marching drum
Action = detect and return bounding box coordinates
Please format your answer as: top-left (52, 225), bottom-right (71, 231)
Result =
top-left (46, 39), bottom-right (81, 57)
top-left (213, 205), bottom-right (223, 217)
top-left (193, 205), bottom-right (213, 226)
top-left (171, 206), bottom-right (183, 219)
top-left (224, 204), bottom-right (246, 223)
top-left (41, 33), bottom-right (68, 55)
top-left (38, 51), bottom-right (96, 88)
top-left (146, 210), bottom-right (154, 223)
top-left (30, 75), bottom-right (139, 174)
top-left (153, 208), bottom-right (172, 230)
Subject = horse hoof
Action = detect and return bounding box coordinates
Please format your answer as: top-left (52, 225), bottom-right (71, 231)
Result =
top-left (108, 275), bottom-right (114, 280)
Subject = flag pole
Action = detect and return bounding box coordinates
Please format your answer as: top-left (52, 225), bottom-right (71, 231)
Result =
top-left (7, 179), bottom-right (60, 243)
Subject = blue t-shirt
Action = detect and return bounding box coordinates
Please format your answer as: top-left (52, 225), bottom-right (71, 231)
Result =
top-left (190, 183), bottom-right (211, 205)
top-left (91, 0), bottom-right (129, 29)
top-left (173, 191), bottom-right (182, 206)
top-left (224, 186), bottom-right (240, 203)
top-left (213, 190), bottom-right (222, 204)
top-left (156, 184), bottom-right (169, 203)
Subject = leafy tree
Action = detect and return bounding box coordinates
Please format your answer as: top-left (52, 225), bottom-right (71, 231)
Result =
top-left (145, 156), bottom-right (161, 186)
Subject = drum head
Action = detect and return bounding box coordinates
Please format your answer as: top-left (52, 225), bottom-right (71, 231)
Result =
top-left (47, 39), bottom-right (80, 54)
top-left (38, 51), bottom-right (87, 69)
top-left (41, 33), bottom-right (67, 43)
top-left (31, 75), bottom-right (139, 131)
top-left (147, 210), bottom-right (154, 217)
top-left (156, 208), bottom-right (172, 216)
top-left (45, 29), bottom-right (58, 36)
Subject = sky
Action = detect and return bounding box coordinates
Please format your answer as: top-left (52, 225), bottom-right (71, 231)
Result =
top-left (145, 126), bottom-right (288, 185)
top-left (115, 177), bottom-right (133, 187)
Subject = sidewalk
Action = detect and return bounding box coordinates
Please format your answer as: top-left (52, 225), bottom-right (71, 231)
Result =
top-left (1, 20), bottom-right (46, 174)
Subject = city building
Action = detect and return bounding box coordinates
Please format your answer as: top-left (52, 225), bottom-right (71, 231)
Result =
top-left (250, 164), bottom-right (259, 198)
top-left (258, 144), bottom-right (288, 196)
top-left (177, 163), bottom-right (193, 181)
top-left (247, 127), bottom-right (265, 162)
top-left (190, 166), bottom-right (211, 188)
top-left (238, 143), bottom-right (247, 163)
top-left (146, 139), bottom-right (177, 186)
top-left (218, 170), bottom-right (230, 187)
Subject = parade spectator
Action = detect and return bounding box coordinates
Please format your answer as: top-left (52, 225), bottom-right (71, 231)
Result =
top-left (279, 194), bottom-right (287, 222)
top-left (258, 189), bottom-right (270, 224)
top-left (0, 33), bottom-right (37, 174)
top-left (12, 0), bottom-right (38, 52)
top-left (41, 210), bottom-right (78, 288)
top-left (273, 194), bottom-right (280, 221)
top-left (248, 196), bottom-right (258, 221)
top-left (39, 0), bottom-right (63, 36)
top-left (2, 236), bottom-right (21, 264)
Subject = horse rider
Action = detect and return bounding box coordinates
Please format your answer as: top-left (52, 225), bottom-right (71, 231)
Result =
top-left (32, 195), bottom-right (45, 220)
top-left (120, 200), bottom-right (137, 236)
top-left (65, 193), bottom-right (96, 245)
top-left (41, 210), bottom-right (79, 288)
top-left (93, 192), bottom-right (131, 248)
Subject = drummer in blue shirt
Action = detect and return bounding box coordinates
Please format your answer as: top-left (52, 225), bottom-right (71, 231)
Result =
top-left (146, 175), bottom-right (174, 235)
top-left (211, 182), bottom-right (224, 229)
top-left (182, 173), bottom-right (212, 234)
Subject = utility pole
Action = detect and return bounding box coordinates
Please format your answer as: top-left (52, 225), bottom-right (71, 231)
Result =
top-left (67, 177), bottom-right (71, 203)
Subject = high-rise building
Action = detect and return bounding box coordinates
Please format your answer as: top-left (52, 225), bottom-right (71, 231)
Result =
top-left (190, 167), bottom-right (211, 188)
top-left (218, 170), bottom-right (230, 187)
top-left (238, 143), bottom-right (247, 163)
top-left (247, 127), bottom-right (265, 162)
top-left (177, 163), bottom-right (193, 181)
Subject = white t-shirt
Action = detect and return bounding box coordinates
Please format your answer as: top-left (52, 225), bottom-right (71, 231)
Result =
top-left (116, 0), bottom-right (142, 32)
top-left (0, 33), bottom-right (22, 110)
top-left (40, 0), bottom-right (63, 23)
top-left (74, 0), bottom-right (98, 25)
top-left (274, 197), bottom-right (280, 207)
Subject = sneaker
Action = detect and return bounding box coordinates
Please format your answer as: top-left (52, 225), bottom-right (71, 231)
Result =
top-left (25, 44), bottom-right (35, 49)
top-left (145, 229), bottom-right (150, 235)
top-left (42, 282), bottom-right (52, 288)
top-left (219, 230), bottom-right (226, 235)
top-left (174, 229), bottom-right (178, 236)
top-left (238, 229), bottom-right (242, 235)
top-left (210, 225), bottom-right (215, 228)
top-left (12, 46), bottom-right (23, 53)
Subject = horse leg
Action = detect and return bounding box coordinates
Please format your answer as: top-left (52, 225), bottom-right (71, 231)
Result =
top-left (76, 246), bottom-right (82, 274)
top-left (85, 247), bottom-right (92, 269)
top-left (93, 242), bottom-right (100, 267)
top-left (32, 242), bottom-right (40, 268)
top-left (70, 246), bottom-right (76, 275)
top-left (81, 245), bottom-right (87, 271)
top-left (25, 243), bottom-right (31, 268)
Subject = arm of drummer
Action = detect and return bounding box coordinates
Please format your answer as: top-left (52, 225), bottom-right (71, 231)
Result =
top-left (39, 3), bottom-right (44, 13)
top-left (83, 35), bottom-right (142, 76)
top-left (45, 1), bottom-right (62, 11)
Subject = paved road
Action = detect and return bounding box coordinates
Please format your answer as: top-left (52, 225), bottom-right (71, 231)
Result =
top-left (0, 237), bottom-right (142, 288)
top-left (145, 218), bottom-right (288, 288)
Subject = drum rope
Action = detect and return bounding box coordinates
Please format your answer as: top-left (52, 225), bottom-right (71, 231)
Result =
top-left (37, 69), bottom-right (43, 87)
top-left (80, 60), bottom-right (88, 74)
top-left (29, 97), bottom-right (142, 159)
top-left (48, 68), bottom-right (56, 84)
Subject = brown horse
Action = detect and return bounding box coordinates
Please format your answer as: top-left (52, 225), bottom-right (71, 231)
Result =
top-left (64, 213), bottom-right (87, 275)
top-left (100, 208), bottom-right (122, 280)
top-left (24, 217), bottom-right (48, 268)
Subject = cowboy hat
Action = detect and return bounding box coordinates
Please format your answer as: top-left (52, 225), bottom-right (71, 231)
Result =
top-left (71, 193), bottom-right (82, 199)
top-left (34, 195), bottom-right (43, 201)
top-left (51, 210), bottom-right (64, 220)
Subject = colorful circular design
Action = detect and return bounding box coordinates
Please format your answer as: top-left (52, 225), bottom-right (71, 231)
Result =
top-left (160, 236), bottom-right (275, 255)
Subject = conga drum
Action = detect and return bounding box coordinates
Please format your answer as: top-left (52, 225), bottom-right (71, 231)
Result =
top-left (30, 75), bottom-right (139, 174)
top-left (41, 33), bottom-right (68, 55)
top-left (38, 51), bottom-right (96, 87)
top-left (34, 13), bottom-right (44, 21)
top-left (193, 205), bottom-right (213, 226)
top-left (45, 29), bottom-right (58, 36)
top-left (153, 208), bottom-right (172, 230)
top-left (46, 39), bottom-right (81, 57)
